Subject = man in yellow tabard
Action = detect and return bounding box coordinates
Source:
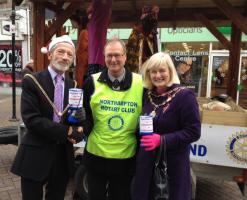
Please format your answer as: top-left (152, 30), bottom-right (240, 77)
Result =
top-left (82, 38), bottom-right (143, 200)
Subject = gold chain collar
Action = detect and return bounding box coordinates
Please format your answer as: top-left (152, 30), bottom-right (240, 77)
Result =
top-left (24, 74), bottom-right (77, 120)
top-left (148, 87), bottom-right (183, 118)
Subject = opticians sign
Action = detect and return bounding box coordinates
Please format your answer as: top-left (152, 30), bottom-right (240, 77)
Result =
top-left (0, 45), bottom-right (22, 72)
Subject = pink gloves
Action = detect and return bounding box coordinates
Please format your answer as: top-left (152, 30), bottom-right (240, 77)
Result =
top-left (141, 133), bottom-right (161, 151)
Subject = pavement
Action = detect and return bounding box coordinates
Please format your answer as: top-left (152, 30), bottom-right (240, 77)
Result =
top-left (0, 144), bottom-right (74, 200)
top-left (0, 85), bottom-right (246, 200)
top-left (0, 86), bottom-right (21, 127)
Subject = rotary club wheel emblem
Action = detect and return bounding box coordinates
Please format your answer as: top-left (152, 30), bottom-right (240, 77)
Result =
top-left (226, 131), bottom-right (247, 165)
top-left (108, 115), bottom-right (124, 131)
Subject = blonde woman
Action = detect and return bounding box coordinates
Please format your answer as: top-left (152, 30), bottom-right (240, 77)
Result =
top-left (133, 52), bottom-right (201, 200)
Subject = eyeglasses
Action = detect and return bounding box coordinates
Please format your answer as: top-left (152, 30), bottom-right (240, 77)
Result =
top-left (105, 54), bottom-right (124, 60)
top-left (55, 49), bottom-right (74, 59)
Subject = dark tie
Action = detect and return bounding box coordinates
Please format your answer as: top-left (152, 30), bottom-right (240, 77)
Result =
top-left (112, 79), bottom-right (120, 90)
top-left (53, 75), bottom-right (63, 122)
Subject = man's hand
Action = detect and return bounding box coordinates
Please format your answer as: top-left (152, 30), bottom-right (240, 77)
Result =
top-left (67, 126), bottom-right (84, 144)
top-left (74, 108), bottom-right (86, 122)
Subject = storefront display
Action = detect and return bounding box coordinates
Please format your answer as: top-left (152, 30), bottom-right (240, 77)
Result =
top-left (0, 45), bottom-right (22, 85)
top-left (169, 51), bottom-right (205, 96)
top-left (239, 56), bottom-right (247, 108)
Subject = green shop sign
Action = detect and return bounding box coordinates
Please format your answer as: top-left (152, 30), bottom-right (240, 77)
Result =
top-left (217, 27), bottom-right (231, 34)
top-left (61, 20), bottom-right (247, 43)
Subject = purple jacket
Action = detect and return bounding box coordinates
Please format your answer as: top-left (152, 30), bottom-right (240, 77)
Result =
top-left (133, 84), bottom-right (201, 200)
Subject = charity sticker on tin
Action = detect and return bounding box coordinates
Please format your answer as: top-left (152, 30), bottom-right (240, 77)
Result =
top-left (69, 89), bottom-right (83, 108)
top-left (139, 115), bottom-right (153, 135)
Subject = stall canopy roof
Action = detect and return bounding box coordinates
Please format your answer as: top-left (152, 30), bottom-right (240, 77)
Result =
top-left (17, 0), bottom-right (247, 28)
top-left (16, 0), bottom-right (245, 100)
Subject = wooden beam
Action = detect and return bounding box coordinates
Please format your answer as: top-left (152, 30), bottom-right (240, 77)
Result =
top-left (44, 1), bottom-right (59, 12)
top-left (211, 0), bottom-right (247, 35)
top-left (227, 23), bottom-right (241, 100)
top-left (194, 13), bottom-right (232, 51)
top-left (44, 2), bottom-right (78, 43)
top-left (171, 0), bottom-right (179, 29)
top-left (15, 0), bottom-right (23, 6)
top-left (56, 1), bottom-right (65, 9)
top-left (55, 2), bottom-right (66, 36)
top-left (44, 1), bottom-right (81, 25)
top-left (131, 0), bottom-right (137, 14)
top-left (30, 0), bottom-right (82, 2)
top-left (42, 2), bottom-right (244, 27)
top-left (109, 7), bottom-right (241, 24)
top-left (33, 2), bottom-right (45, 72)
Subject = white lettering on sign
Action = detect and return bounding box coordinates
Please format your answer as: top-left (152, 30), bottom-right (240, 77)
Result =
top-left (167, 27), bottom-right (203, 35)
top-left (0, 47), bottom-right (22, 72)
top-left (174, 56), bottom-right (197, 62)
top-left (169, 50), bottom-right (209, 56)
top-left (0, 50), bottom-right (7, 68)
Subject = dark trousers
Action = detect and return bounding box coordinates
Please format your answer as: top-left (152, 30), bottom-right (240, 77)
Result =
top-left (85, 152), bottom-right (135, 200)
top-left (21, 144), bottom-right (69, 200)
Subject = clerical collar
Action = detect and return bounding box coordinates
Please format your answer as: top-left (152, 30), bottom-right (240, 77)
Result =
top-left (108, 68), bottom-right (125, 82)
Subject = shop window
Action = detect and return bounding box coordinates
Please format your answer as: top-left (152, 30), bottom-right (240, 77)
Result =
top-left (211, 55), bottom-right (229, 97)
top-left (212, 42), bottom-right (228, 50)
top-left (171, 55), bottom-right (203, 96)
top-left (239, 56), bottom-right (247, 109)
top-left (241, 42), bottom-right (247, 50)
top-left (164, 42), bottom-right (209, 96)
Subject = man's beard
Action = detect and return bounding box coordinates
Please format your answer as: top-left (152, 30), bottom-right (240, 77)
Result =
top-left (51, 59), bottom-right (71, 72)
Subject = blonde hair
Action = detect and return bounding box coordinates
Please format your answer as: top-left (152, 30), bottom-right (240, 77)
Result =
top-left (142, 52), bottom-right (180, 90)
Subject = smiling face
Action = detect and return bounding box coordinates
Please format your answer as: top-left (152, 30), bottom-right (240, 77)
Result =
top-left (149, 65), bottom-right (171, 90)
top-left (48, 43), bottom-right (75, 74)
top-left (104, 41), bottom-right (126, 77)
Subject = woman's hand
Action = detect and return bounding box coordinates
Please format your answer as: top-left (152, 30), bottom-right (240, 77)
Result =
top-left (141, 133), bottom-right (161, 151)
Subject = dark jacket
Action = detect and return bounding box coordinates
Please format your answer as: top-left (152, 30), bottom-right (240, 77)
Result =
top-left (11, 69), bottom-right (77, 181)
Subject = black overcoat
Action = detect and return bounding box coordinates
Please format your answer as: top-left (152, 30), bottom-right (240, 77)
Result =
top-left (11, 69), bottom-right (76, 181)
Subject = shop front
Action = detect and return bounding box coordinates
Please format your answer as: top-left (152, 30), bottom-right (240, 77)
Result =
top-left (161, 27), bottom-right (247, 109)
top-left (0, 8), bottom-right (31, 86)
top-left (67, 23), bottom-right (247, 108)
top-left (0, 44), bottom-right (22, 86)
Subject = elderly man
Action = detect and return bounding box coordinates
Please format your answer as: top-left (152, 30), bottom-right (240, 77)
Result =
top-left (82, 38), bottom-right (143, 200)
top-left (11, 35), bottom-right (83, 200)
